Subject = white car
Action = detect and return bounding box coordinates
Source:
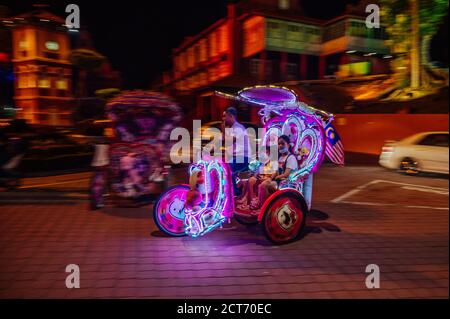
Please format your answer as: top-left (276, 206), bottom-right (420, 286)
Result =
top-left (379, 131), bottom-right (449, 175)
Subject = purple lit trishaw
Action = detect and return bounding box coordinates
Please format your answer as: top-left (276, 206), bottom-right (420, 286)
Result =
top-left (90, 91), bottom-right (182, 209)
top-left (154, 86), bottom-right (340, 244)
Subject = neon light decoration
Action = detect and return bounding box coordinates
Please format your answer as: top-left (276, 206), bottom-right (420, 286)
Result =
top-left (184, 158), bottom-right (234, 237)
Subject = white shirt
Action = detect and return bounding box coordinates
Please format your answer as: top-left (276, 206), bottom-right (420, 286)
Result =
top-left (225, 121), bottom-right (251, 161)
top-left (91, 144), bottom-right (110, 167)
top-left (279, 153), bottom-right (298, 172)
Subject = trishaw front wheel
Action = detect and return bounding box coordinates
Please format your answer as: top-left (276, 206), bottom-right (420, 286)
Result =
top-left (153, 185), bottom-right (189, 237)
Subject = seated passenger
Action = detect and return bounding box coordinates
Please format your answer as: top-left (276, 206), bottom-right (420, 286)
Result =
top-left (254, 135), bottom-right (298, 209)
top-left (236, 146), bottom-right (277, 210)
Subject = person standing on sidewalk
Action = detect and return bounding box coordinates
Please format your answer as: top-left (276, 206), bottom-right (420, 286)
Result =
top-left (89, 126), bottom-right (110, 210)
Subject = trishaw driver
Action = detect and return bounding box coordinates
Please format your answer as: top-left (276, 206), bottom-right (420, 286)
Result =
top-left (222, 107), bottom-right (251, 196)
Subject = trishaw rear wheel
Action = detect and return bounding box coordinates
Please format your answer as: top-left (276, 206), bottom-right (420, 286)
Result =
top-left (153, 185), bottom-right (189, 237)
top-left (261, 191), bottom-right (307, 245)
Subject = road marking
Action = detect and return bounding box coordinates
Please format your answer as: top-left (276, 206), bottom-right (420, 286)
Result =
top-left (401, 186), bottom-right (448, 195)
top-left (406, 205), bottom-right (449, 211)
top-left (372, 179), bottom-right (448, 191)
top-left (330, 180), bottom-right (380, 203)
top-left (18, 178), bottom-right (89, 189)
top-left (337, 201), bottom-right (394, 207)
top-left (335, 200), bottom-right (448, 211)
top-left (331, 179), bottom-right (449, 210)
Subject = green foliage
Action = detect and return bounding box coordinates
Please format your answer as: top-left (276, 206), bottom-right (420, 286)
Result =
top-left (381, 0), bottom-right (448, 39)
top-left (419, 0), bottom-right (449, 36)
top-left (380, 0), bottom-right (448, 87)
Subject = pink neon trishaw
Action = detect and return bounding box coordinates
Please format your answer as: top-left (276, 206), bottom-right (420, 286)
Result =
top-left (89, 91), bottom-right (182, 209)
top-left (154, 86), bottom-right (339, 244)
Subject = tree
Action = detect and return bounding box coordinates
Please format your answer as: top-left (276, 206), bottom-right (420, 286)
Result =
top-left (411, 0), bottom-right (420, 88)
top-left (69, 49), bottom-right (105, 97)
top-left (419, 0), bottom-right (448, 67)
top-left (380, 0), bottom-right (412, 87)
top-left (380, 0), bottom-right (448, 88)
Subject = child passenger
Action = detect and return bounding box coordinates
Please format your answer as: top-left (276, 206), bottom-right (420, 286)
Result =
top-left (236, 145), bottom-right (277, 211)
top-left (254, 135), bottom-right (298, 209)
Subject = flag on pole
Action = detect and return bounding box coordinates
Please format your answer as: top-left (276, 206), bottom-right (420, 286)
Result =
top-left (324, 122), bottom-right (344, 165)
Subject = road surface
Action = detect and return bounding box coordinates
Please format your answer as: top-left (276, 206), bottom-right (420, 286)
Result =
top-left (0, 165), bottom-right (448, 298)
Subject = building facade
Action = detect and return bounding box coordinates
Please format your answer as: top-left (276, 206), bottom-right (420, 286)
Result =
top-left (8, 10), bottom-right (74, 126)
top-left (160, 0), bottom-right (390, 123)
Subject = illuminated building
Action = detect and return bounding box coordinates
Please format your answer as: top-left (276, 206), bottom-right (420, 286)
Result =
top-left (8, 9), bottom-right (74, 125)
top-left (159, 0), bottom-right (390, 122)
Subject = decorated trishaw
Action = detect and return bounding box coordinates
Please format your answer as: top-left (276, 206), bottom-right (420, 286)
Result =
top-left (154, 86), bottom-right (342, 244)
top-left (89, 90), bottom-right (182, 209)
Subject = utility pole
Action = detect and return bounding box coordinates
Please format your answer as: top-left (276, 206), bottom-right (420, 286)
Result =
top-left (410, 0), bottom-right (420, 89)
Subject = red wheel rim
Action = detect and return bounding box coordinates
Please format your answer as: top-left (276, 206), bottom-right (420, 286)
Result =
top-left (155, 186), bottom-right (188, 236)
top-left (264, 194), bottom-right (304, 243)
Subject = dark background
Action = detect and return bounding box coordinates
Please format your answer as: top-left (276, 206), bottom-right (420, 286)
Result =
top-left (1, 0), bottom-right (448, 89)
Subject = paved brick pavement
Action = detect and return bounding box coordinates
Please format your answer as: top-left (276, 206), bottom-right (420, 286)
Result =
top-left (0, 166), bottom-right (448, 298)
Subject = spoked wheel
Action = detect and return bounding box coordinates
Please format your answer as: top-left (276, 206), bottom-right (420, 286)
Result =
top-left (261, 190), bottom-right (307, 245)
top-left (153, 185), bottom-right (189, 237)
top-left (89, 170), bottom-right (108, 210)
top-left (400, 158), bottom-right (420, 175)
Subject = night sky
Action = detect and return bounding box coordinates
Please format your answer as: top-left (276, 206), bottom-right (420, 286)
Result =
top-left (2, 0), bottom-right (448, 89)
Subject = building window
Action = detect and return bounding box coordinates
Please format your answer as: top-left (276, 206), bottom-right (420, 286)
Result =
top-left (45, 41), bottom-right (60, 51)
top-left (187, 47), bottom-right (194, 68)
top-left (218, 25), bottom-right (229, 53)
top-left (179, 53), bottom-right (186, 72)
top-left (267, 21), bottom-right (283, 39)
top-left (348, 20), bottom-right (367, 37)
top-left (287, 25), bottom-right (300, 33)
top-left (194, 44), bottom-right (200, 65)
top-left (286, 63), bottom-right (298, 79)
top-left (243, 16), bottom-right (265, 57)
top-left (267, 21), bottom-right (280, 30)
top-left (279, 0), bottom-right (290, 10)
top-left (249, 59), bottom-right (272, 78)
top-left (19, 40), bottom-right (27, 50)
top-left (323, 21), bottom-right (346, 42)
top-left (28, 75), bottom-right (36, 88)
top-left (18, 75), bottom-right (28, 88)
top-left (209, 32), bottom-right (217, 57)
top-left (200, 39), bottom-right (207, 62)
top-left (19, 40), bottom-right (28, 58)
top-left (250, 59), bottom-right (259, 77)
top-left (38, 78), bottom-right (51, 88)
top-left (56, 78), bottom-right (68, 90)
